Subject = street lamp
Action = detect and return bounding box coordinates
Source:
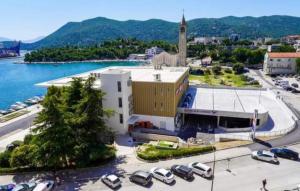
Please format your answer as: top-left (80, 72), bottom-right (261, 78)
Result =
top-left (210, 141), bottom-right (216, 191)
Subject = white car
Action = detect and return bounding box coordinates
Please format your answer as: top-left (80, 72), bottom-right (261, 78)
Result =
top-left (252, 150), bottom-right (279, 164)
top-left (101, 174), bottom-right (122, 189)
top-left (32, 181), bottom-right (54, 191)
top-left (188, 162), bottom-right (212, 178)
top-left (150, 167), bottom-right (174, 184)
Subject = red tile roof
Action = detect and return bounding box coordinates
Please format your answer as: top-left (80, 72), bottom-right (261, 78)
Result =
top-left (268, 52), bottom-right (300, 58)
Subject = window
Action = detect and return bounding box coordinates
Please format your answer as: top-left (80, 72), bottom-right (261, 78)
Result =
top-left (127, 78), bottom-right (132, 86)
top-left (119, 114), bottom-right (123, 124)
top-left (117, 81), bottom-right (122, 92)
top-left (118, 97), bottom-right (122, 108)
top-left (277, 59), bottom-right (281, 62)
top-left (270, 59), bottom-right (273, 61)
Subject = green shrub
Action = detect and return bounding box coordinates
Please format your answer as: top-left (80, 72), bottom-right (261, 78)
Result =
top-left (204, 69), bottom-right (211, 75)
top-left (0, 151), bottom-right (11, 168)
top-left (233, 63), bottom-right (245, 74)
top-left (212, 65), bottom-right (222, 75)
top-left (23, 134), bottom-right (34, 145)
top-left (9, 144), bottom-right (38, 168)
top-left (224, 68), bottom-right (232, 73)
top-left (137, 145), bottom-right (215, 161)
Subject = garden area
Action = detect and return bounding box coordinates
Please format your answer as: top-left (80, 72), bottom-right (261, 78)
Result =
top-left (189, 64), bottom-right (261, 87)
top-left (137, 143), bottom-right (214, 161)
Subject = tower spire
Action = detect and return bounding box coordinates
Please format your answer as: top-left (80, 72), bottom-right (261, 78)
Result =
top-left (181, 10), bottom-right (186, 26)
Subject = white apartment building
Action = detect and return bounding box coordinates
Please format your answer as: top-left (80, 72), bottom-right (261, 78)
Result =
top-left (100, 69), bottom-right (133, 134)
top-left (145, 47), bottom-right (164, 59)
top-left (264, 52), bottom-right (300, 75)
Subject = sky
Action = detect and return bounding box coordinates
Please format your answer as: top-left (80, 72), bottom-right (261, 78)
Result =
top-left (1, 0), bottom-right (300, 41)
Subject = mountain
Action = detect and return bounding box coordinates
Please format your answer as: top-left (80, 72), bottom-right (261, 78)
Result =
top-left (22, 36), bottom-right (45, 43)
top-left (23, 15), bottom-right (300, 50)
top-left (0, 37), bottom-right (11, 42)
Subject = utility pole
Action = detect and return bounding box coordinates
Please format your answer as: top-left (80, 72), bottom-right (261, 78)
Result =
top-left (210, 142), bottom-right (216, 191)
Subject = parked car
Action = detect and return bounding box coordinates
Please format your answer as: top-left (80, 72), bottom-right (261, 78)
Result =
top-left (291, 83), bottom-right (299, 88)
top-left (129, 171), bottom-right (152, 186)
top-left (150, 167), bottom-right (174, 184)
top-left (0, 184), bottom-right (15, 191)
top-left (292, 89), bottom-right (300, 93)
top-left (101, 174), bottom-right (122, 189)
top-left (188, 162), bottom-right (212, 178)
top-left (270, 148), bottom-right (299, 160)
top-left (19, 183), bottom-right (36, 191)
top-left (12, 184), bottom-right (31, 191)
top-left (170, 165), bottom-right (193, 180)
top-left (32, 181), bottom-right (54, 191)
top-left (251, 150), bottom-right (279, 164)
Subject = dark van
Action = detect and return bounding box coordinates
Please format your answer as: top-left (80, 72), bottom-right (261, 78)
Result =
top-left (171, 165), bottom-right (194, 180)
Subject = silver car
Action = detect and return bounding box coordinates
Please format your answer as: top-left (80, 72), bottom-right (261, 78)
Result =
top-left (101, 174), bottom-right (122, 189)
top-left (150, 167), bottom-right (174, 184)
top-left (252, 150), bottom-right (279, 164)
top-left (188, 162), bottom-right (212, 178)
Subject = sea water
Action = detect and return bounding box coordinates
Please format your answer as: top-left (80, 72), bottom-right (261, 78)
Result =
top-left (0, 57), bottom-right (140, 109)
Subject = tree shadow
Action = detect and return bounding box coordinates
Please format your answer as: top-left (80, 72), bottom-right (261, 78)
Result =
top-left (253, 138), bottom-right (272, 148)
top-left (11, 155), bottom-right (128, 191)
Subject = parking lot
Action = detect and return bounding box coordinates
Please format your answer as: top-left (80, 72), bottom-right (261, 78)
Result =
top-left (49, 144), bottom-right (300, 191)
top-left (271, 74), bottom-right (300, 93)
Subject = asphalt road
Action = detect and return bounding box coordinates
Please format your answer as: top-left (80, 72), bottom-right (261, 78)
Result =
top-left (57, 144), bottom-right (300, 191)
top-left (0, 113), bottom-right (37, 137)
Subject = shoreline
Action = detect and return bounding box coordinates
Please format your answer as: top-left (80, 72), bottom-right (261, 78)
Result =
top-left (14, 59), bottom-right (150, 64)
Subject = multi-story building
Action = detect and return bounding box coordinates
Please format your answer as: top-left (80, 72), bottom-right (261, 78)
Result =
top-left (145, 47), bottom-right (164, 59)
top-left (281, 35), bottom-right (300, 45)
top-left (192, 37), bottom-right (224, 45)
top-left (39, 66), bottom-right (189, 134)
top-left (263, 52), bottom-right (300, 75)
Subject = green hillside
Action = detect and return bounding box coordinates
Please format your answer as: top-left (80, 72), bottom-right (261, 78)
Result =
top-left (22, 15), bottom-right (300, 50)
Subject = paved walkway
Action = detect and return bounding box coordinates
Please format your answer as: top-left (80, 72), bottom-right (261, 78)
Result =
top-left (0, 144), bottom-right (252, 186)
top-left (0, 105), bottom-right (41, 128)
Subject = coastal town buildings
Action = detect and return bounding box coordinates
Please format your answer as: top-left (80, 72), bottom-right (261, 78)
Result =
top-left (128, 54), bottom-right (147, 60)
top-left (191, 37), bottom-right (224, 45)
top-left (145, 47), bottom-right (164, 59)
top-left (36, 15), bottom-right (297, 141)
top-left (38, 66), bottom-right (189, 134)
top-left (263, 52), bottom-right (300, 75)
top-left (282, 35), bottom-right (300, 45)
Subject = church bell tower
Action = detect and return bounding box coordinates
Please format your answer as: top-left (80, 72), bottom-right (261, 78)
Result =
top-left (178, 14), bottom-right (187, 66)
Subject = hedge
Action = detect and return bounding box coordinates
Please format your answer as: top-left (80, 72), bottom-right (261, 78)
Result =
top-left (137, 145), bottom-right (215, 161)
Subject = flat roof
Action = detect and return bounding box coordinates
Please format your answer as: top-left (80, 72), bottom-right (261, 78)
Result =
top-left (267, 52), bottom-right (300, 58)
top-left (180, 86), bottom-right (267, 114)
top-left (37, 66), bottom-right (189, 87)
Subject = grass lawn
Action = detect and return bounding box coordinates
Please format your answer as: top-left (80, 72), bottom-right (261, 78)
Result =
top-left (0, 110), bottom-right (30, 123)
top-left (137, 144), bottom-right (214, 161)
top-left (157, 141), bottom-right (176, 148)
top-left (189, 69), bottom-right (261, 88)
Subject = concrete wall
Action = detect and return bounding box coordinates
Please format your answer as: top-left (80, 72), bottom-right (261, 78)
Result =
top-left (101, 70), bottom-right (133, 134)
